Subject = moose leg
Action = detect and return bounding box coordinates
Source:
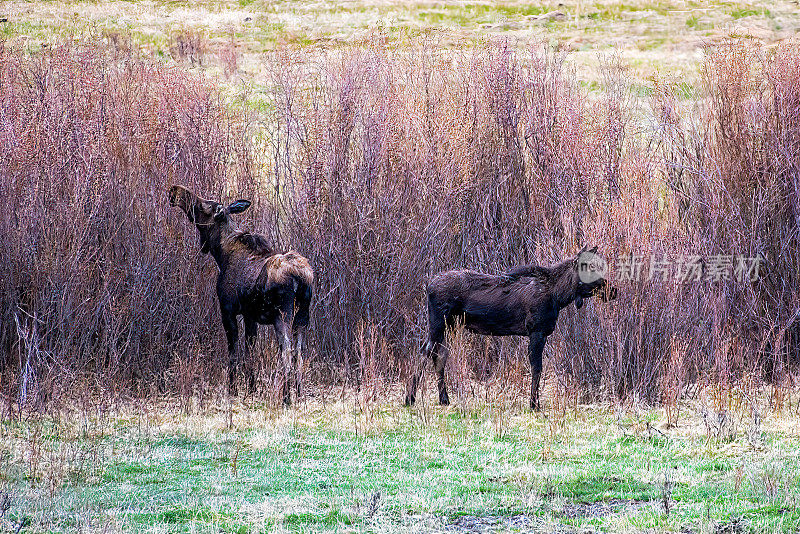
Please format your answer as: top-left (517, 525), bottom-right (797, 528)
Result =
top-left (432, 342), bottom-right (450, 406)
top-left (274, 316), bottom-right (294, 406)
top-left (243, 318), bottom-right (258, 395)
top-left (405, 340), bottom-right (433, 406)
top-left (405, 296), bottom-right (448, 406)
top-left (528, 332), bottom-right (547, 411)
top-left (221, 310), bottom-right (239, 396)
top-left (405, 331), bottom-right (448, 406)
top-left (292, 285), bottom-right (311, 401)
top-left (293, 327), bottom-right (304, 400)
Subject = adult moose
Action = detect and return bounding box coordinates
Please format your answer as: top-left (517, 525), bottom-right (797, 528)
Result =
top-left (405, 248), bottom-right (616, 410)
top-left (168, 185), bottom-right (313, 404)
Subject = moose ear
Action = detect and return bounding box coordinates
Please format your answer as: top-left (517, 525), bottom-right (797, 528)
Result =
top-left (589, 246), bottom-right (598, 254)
top-left (228, 200), bottom-right (251, 214)
top-left (213, 204), bottom-right (226, 222)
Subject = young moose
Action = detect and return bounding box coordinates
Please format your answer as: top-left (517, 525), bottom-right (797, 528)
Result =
top-left (405, 248), bottom-right (616, 410)
top-left (168, 185), bottom-right (313, 404)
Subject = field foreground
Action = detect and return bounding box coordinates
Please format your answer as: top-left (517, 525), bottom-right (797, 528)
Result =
top-left (1, 389), bottom-right (799, 533)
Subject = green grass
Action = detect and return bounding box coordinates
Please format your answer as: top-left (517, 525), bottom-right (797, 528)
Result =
top-left (3, 0), bottom-right (798, 90)
top-left (1, 396), bottom-right (799, 533)
top-left (731, 7), bottom-right (770, 19)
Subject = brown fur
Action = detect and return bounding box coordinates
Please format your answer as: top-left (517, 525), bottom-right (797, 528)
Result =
top-left (263, 251), bottom-right (315, 286)
top-left (168, 185), bottom-right (313, 403)
top-left (406, 249), bottom-right (616, 409)
top-left (231, 231), bottom-right (275, 256)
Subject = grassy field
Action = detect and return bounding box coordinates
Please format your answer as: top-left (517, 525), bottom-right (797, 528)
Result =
top-left (3, 0), bottom-right (799, 86)
top-left (1, 388), bottom-right (799, 533)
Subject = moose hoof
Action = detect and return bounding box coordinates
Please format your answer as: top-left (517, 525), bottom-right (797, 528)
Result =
top-left (439, 394), bottom-right (450, 406)
top-left (403, 395), bottom-right (415, 407)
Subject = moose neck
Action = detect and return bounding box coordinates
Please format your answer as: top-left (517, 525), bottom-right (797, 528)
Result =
top-left (206, 221), bottom-right (237, 271)
top-left (551, 261), bottom-right (580, 309)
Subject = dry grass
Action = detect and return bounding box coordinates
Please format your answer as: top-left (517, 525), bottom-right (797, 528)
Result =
top-left (3, 0), bottom-right (799, 86)
top-left (1, 388), bottom-right (799, 532)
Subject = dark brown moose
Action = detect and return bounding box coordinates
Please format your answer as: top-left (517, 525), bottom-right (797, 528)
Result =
top-left (168, 185), bottom-right (313, 404)
top-left (405, 248), bottom-right (616, 410)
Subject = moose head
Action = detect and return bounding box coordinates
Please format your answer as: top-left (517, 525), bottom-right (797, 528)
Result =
top-left (168, 185), bottom-right (251, 255)
top-left (573, 246), bottom-right (618, 309)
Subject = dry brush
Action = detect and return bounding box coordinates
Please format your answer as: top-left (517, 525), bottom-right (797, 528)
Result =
top-left (1, 37), bottom-right (798, 412)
